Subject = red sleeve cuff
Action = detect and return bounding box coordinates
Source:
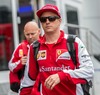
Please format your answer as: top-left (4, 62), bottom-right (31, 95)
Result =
top-left (13, 62), bottom-right (24, 72)
top-left (58, 71), bottom-right (71, 82)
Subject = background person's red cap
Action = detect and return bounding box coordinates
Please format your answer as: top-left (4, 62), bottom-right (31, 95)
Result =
top-left (36, 4), bottom-right (61, 18)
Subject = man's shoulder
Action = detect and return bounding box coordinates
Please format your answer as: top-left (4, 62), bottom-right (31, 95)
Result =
top-left (15, 41), bottom-right (27, 51)
top-left (21, 40), bottom-right (29, 45)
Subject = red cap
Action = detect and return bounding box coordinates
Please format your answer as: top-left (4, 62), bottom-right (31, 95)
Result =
top-left (36, 4), bottom-right (61, 18)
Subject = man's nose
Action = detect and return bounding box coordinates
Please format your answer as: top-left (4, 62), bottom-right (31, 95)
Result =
top-left (46, 19), bottom-right (50, 23)
top-left (29, 34), bottom-right (32, 38)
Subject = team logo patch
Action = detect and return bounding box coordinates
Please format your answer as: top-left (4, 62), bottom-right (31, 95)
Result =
top-left (56, 49), bottom-right (71, 61)
top-left (19, 49), bottom-right (23, 57)
top-left (37, 50), bottom-right (46, 60)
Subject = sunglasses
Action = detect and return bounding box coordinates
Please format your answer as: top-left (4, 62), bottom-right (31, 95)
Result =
top-left (39, 16), bottom-right (60, 23)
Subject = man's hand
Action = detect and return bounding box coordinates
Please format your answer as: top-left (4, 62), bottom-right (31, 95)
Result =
top-left (44, 74), bottom-right (60, 90)
top-left (20, 56), bottom-right (27, 65)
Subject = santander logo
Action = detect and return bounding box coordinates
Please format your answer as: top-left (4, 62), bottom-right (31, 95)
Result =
top-left (39, 65), bottom-right (70, 72)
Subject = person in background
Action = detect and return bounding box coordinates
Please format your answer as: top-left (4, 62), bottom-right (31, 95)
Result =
top-left (19, 4), bottom-right (94, 95)
top-left (8, 21), bottom-right (40, 94)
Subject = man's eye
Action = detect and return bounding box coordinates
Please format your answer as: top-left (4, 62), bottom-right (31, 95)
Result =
top-left (31, 33), bottom-right (34, 35)
top-left (26, 34), bottom-right (29, 36)
top-left (31, 33), bottom-right (36, 35)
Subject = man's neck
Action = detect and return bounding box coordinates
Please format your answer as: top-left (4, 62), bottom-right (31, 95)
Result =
top-left (45, 31), bottom-right (60, 44)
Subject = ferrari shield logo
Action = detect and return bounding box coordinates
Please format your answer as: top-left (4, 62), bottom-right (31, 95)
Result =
top-left (56, 49), bottom-right (71, 61)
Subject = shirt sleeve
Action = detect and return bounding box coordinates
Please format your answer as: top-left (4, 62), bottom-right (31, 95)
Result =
top-left (58, 37), bottom-right (94, 84)
top-left (8, 44), bottom-right (24, 73)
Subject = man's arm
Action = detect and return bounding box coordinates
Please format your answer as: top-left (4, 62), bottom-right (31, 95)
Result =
top-left (8, 43), bottom-right (25, 73)
top-left (59, 37), bottom-right (94, 84)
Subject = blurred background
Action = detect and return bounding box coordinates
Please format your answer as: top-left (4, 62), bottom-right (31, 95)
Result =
top-left (0, 0), bottom-right (100, 95)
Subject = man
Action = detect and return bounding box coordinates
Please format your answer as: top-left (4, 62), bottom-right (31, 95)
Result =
top-left (8, 21), bottom-right (40, 93)
top-left (19, 4), bottom-right (94, 95)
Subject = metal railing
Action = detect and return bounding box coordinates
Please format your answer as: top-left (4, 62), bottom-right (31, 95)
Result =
top-left (63, 23), bottom-right (100, 56)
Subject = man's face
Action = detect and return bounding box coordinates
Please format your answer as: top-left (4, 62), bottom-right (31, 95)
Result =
top-left (24, 27), bottom-right (40, 44)
top-left (39, 12), bottom-right (61, 34)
